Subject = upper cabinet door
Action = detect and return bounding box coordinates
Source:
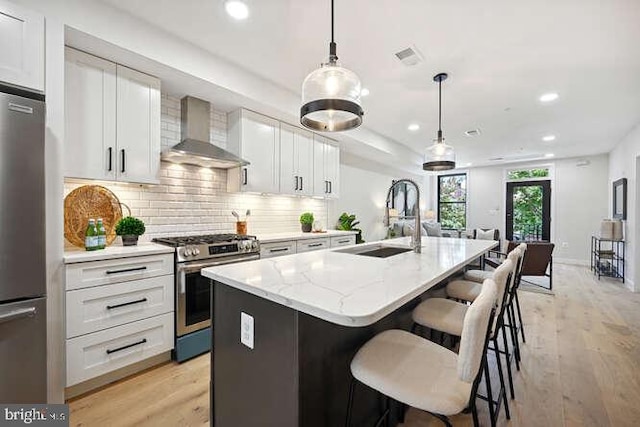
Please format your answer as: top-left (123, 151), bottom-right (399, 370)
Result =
top-left (296, 128), bottom-right (314, 197)
top-left (280, 123), bottom-right (313, 196)
top-left (116, 65), bottom-right (161, 184)
top-left (324, 142), bottom-right (340, 199)
top-left (313, 135), bottom-right (327, 197)
top-left (64, 48), bottom-right (117, 181)
top-left (0, 0), bottom-right (44, 92)
top-left (229, 110), bottom-right (280, 193)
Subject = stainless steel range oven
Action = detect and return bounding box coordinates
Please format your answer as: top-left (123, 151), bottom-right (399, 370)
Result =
top-left (153, 234), bottom-right (260, 362)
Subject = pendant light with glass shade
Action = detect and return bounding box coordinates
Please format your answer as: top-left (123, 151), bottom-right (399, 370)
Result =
top-left (423, 73), bottom-right (456, 171)
top-left (300, 0), bottom-right (363, 132)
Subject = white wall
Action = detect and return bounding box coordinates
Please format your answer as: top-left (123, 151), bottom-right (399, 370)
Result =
top-left (431, 154), bottom-right (609, 264)
top-left (609, 122), bottom-right (640, 291)
top-left (329, 164), bottom-right (427, 242)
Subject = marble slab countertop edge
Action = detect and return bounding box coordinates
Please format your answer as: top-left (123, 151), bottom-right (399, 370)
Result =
top-left (63, 243), bottom-right (174, 264)
top-left (255, 230), bottom-right (358, 244)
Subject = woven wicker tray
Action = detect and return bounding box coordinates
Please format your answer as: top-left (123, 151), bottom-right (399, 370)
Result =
top-left (64, 185), bottom-right (123, 248)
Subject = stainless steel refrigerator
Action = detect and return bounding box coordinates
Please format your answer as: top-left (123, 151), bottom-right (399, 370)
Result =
top-left (0, 85), bottom-right (47, 403)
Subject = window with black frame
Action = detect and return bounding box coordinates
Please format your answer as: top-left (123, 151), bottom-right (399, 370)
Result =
top-left (438, 173), bottom-right (467, 230)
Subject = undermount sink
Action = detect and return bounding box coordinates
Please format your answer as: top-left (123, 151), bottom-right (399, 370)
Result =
top-left (336, 244), bottom-right (413, 258)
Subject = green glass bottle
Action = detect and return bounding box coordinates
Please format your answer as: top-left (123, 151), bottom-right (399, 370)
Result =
top-left (85, 219), bottom-right (98, 251)
top-left (96, 218), bottom-right (106, 250)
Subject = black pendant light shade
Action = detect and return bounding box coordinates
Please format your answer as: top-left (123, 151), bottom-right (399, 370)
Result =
top-left (423, 73), bottom-right (456, 171)
top-left (300, 0), bottom-right (363, 132)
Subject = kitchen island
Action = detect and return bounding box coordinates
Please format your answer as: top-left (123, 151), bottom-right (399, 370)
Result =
top-left (202, 237), bottom-right (498, 427)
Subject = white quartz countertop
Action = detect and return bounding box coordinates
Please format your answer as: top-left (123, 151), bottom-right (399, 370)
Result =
top-left (202, 237), bottom-right (498, 327)
top-left (255, 230), bottom-right (357, 244)
top-left (64, 243), bottom-right (174, 264)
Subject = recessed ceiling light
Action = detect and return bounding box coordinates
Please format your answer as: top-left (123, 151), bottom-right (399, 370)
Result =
top-left (225, 0), bottom-right (249, 20)
top-left (544, 153), bottom-right (555, 158)
top-left (361, 88), bottom-right (370, 97)
top-left (542, 135), bottom-right (556, 142)
top-left (539, 92), bottom-right (559, 103)
top-left (408, 123), bottom-right (420, 131)
top-left (465, 162), bottom-right (473, 167)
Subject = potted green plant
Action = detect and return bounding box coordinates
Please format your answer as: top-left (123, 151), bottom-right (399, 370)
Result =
top-left (336, 212), bottom-right (364, 244)
top-left (299, 212), bottom-right (314, 233)
top-left (115, 216), bottom-right (146, 246)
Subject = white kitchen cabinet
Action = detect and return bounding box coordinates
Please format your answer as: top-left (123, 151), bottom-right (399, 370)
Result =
top-left (330, 235), bottom-right (356, 247)
top-left (64, 48), bottom-right (161, 184)
top-left (296, 238), bottom-right (330, 253)
top-left (64, 47), bottom-right (117, 181)
top-left (279, 123), bottom-right (314, 196)
top-left (64, 251), bottom-right (174, 388)
top-left (228, 109), bottom-right (280, 193)
top-left (0, 0), bottom-right (44, 92)
top-left (313, 135), bottom-right (340, 198)
top-left (116, 65), bottom-right (161, 184)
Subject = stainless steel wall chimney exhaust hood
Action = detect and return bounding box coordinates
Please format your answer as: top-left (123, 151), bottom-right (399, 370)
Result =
top-left (161, 96), bottom-right (249, 169)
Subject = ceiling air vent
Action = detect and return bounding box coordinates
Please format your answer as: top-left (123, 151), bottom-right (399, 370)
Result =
top-left (394, 46), bottom-right (423, 66)
top-left (465, 129), bottom-right (481, 137)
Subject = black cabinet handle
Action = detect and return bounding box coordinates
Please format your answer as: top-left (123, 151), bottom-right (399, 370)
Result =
top-left (121, 149), bottom-right (126, 173)
top-left (337, 239), bottom-right (350, 244)
top-left (106, 338), bottom-right (147, 355)
top-left (242, 168), bottom-right (248, 185)
top-left (325, 180), bottom-right (329, 194)
top-left (294, 176), bottom-right (299, 191)
top-left (269, 248), bottom-right (289, 253)
top-left (105, 266), bottom-right (147, 275)
top-left (106, 298), bottom-right (148, 310)
top-left (108, 147), bottom-right (113, 171)
top-left (308, 243), bottom-right (323, 248)
top-left (300, 176), bottom-right (303, 191)
top-left (329, 181), bottom-right (332, 194)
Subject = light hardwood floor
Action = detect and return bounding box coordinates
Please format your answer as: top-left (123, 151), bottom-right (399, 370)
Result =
top-left (69, 264), bottom-right (640, 426)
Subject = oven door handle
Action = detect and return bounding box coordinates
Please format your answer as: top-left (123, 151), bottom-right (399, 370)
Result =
top-left (177, 254), bottom-right (261, 274)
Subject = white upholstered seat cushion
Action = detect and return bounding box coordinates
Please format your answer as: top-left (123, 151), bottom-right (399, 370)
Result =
top-left (463, 270), bottom-right (493, 283)
top-left (446, 280), bottom-right (482, 302)
top-left (412, 298), bottom-right (468, 336)
top-left (350, 329), bottom-right (472, 416)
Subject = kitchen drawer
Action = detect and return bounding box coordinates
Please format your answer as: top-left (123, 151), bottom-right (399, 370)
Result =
top-left (330, 235), bottom-right (356, 247)
top-left (66, 312), bottom-right (173, 386)
top-left (66, 253), bottom-right (173, 290)
top-left (260, 241), bottom-right (296, 259)
top-left (296, 238), bottom-right (330, 253)
top-left (66, 275), bottom-right (174, 338)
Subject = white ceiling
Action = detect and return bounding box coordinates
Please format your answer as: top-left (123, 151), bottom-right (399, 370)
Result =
top-left (101, 0), bottom-right (640, 167)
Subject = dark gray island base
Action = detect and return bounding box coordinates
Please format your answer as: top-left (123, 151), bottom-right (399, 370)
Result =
top-left (211, 281), bottom-right (421, 427)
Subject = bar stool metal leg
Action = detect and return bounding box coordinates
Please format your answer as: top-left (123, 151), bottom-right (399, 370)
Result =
top-left (501, 323), bottom-right (516, 399)
top-left (514, 291), bottom-right (526, 343)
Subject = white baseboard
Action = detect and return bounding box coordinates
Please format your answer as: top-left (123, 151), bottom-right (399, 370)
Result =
top-left (555, 258), bottom-right (589, 266)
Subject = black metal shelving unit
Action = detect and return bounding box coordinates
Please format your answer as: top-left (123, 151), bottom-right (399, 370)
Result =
top-left (591, 236), bottom-right (625, 283)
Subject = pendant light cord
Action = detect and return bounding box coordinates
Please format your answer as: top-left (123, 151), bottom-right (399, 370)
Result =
top-left (437, 77), bottom-right (443, 142)
top-left (329, 0), bottom-right (337, 61)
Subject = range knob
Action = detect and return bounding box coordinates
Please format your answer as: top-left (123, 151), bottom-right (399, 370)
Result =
top-left (251, 241), bottom-right (259, 250)
top-left (183, 248), bottom-right (192, 257)
top-left (193, 248), bottom-right (200, 256)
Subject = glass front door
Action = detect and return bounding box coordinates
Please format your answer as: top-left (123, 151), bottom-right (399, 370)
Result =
top-left (506, 180), bottom-right (551, 241)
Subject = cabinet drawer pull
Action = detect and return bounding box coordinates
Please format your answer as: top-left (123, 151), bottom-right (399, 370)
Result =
top-left (294, 175), bottom-right (299, 191)
top-left (105, 266), bottom-right (148, 275)
top-left (308, 243), bottom-right (323, 248)
top-left (121, 149), bottom-right (126, 173)
top-left (242, 168), bottom-right (248, 185)
top-left (106, 338), bottom-right (147, 355)
top-left (325, 180), bottom-right (329, 194)
top-left (329, 181), bottom-right (332, 194)
top-left (269, 248), bottom-right (290, 253)
top-left (106, 298), bottom-right (148, 310)
top-left (300, 176), bottom-right (303, 191)
top-left (108, 147), bottom-right (113, 171)
top-left (8, 103), bottom-right (33, 114)
top-left (337, 239), bottom-right (350, 244)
